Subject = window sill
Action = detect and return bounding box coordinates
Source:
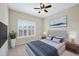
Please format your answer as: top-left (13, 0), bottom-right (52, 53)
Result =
top-left (17, 35), bottom-right (36, 39)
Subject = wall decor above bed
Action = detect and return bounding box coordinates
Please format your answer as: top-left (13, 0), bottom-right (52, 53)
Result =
top-left (49, 16), bottom-right (67, 28)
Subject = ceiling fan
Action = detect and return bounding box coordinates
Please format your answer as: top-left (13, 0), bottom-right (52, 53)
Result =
top-left (34, 3), bottom-right (52, 13)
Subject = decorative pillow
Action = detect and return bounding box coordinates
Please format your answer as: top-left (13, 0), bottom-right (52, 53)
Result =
top-left (52, 38), bottom-right (61, 43)
top-left (46, 36), bottom-right (54, 40)
top-left (60, 38), bottom-right (64, 43)
top-left (55, 36), bottom-right (64, 43)
top-left (53, 36), bottom-right (64, 43)
top-left (46, 36), bottom-right (51, 40)
top-left (51, 36), bottom-right (54, 40)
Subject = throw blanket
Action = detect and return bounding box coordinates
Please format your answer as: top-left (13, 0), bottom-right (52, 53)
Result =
top-left (27, 40), bottom-right (59, 56)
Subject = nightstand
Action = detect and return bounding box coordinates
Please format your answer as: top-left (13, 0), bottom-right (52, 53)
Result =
top-left (41, 36), bottom-right (46, 39)
top-left (66, 41), bottom-right (79, 54)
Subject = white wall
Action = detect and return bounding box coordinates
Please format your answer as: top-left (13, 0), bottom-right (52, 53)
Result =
top-left (0, 40), bottom-right (8, 56)
top-left (0, 3), bottom-right (8, 56)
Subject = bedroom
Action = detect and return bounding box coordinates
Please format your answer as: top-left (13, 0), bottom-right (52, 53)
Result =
top-left (0, 3), bottom-right (79, 56)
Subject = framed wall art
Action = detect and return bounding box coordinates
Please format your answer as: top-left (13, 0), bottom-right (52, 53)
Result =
top-left (49, 16), bottom-right (67, 28)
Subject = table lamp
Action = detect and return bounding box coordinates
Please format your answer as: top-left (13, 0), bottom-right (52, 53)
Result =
top-left (69, 31), bottom-right (77, 44)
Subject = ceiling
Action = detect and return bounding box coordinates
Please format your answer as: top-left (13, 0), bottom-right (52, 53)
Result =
top-left (8, 3), bottom-right (77, 18)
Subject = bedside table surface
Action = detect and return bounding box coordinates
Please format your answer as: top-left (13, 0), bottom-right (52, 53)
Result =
top-left (66, 41), bottom-right (79, 54)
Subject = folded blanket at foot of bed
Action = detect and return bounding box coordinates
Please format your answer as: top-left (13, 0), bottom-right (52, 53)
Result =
top-left (27, 40), bottom-right (59, 56)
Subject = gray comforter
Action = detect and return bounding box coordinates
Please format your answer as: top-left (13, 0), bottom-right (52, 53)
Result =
top-left (27, 40), bottom-right (59, 56)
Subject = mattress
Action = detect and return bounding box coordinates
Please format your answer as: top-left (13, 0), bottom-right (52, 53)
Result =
top-left (25, 39), bottom-right (65, 56)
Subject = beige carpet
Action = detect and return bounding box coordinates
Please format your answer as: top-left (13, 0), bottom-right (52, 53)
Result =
top-left (8, 45), bottom-right (28, 56)
top-left (62, 51), bottom-right (78, 56)
top-left (7, 44), bottom-right (79, 56)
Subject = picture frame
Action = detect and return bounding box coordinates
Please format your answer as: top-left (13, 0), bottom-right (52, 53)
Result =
top-left (49, 16), bottom-right (67, 28)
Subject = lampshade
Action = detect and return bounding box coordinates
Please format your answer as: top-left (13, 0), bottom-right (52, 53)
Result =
top-left (69, 31), bottom-right (77, 39)
top-left (43, 32), bottom-right (47, 35)
top-left (69, 31), bottom-right (77, 43)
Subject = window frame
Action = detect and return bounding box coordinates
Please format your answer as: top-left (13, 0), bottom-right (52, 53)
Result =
top-left (17, 19), bottom-right (36, 38)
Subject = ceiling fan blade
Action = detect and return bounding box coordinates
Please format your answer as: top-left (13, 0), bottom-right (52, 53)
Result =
top-left (44, 9), bottom-right (48, 12)
top-left (45, 5), bottom-right (52, 8)
top-left (34, 8), bottom-right (40, 9)
top-left (38, 11), bottom-right (41, 13)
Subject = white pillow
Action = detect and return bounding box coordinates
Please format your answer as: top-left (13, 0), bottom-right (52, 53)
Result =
top-left (52, 38), bottom-right (61, 43)
top-left (46, 36), bottom-right (52, 40)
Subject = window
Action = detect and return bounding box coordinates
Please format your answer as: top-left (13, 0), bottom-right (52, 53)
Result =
top-left (24, 26), bottom-right (27, 36)
top-left (17, 20), bottom-right (36, 38)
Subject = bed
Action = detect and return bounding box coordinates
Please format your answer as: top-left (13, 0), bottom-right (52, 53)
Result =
top-left (25, 30), bottom-right (68, 56)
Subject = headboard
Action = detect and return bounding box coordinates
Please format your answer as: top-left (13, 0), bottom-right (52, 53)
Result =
top-left (47, 30), bottom-right (68, 42)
